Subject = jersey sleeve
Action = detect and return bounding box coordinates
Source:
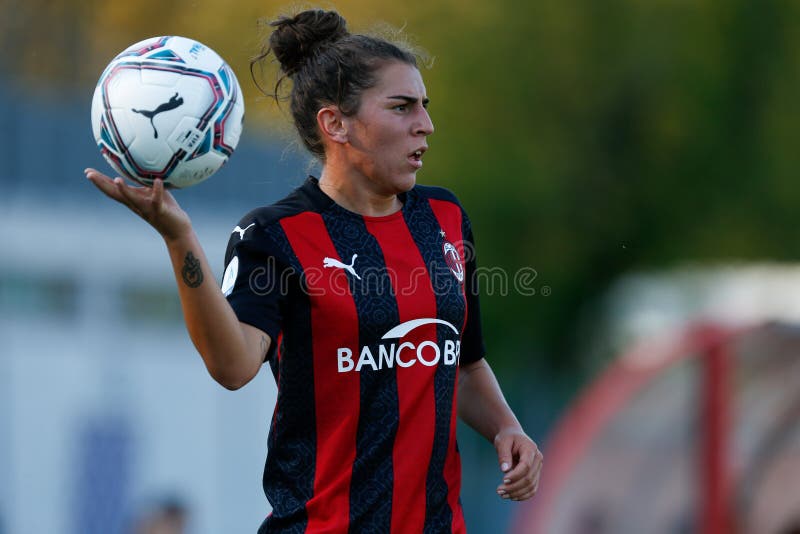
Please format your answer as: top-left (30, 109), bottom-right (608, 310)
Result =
top-left (459, 209), bottom-right (487, 365)
top-left (220, 217), bottom-right (286, 350)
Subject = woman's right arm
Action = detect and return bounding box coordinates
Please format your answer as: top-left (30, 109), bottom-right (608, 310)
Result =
top-left (85, 168), bottom-right (268, 389)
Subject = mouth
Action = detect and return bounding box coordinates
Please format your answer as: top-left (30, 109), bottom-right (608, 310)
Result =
top-left (408, 147), bottom-right (427, 169)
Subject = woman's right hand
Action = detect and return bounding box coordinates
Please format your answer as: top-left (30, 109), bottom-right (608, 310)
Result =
top-left (85, 168), bottom-right (192, 242)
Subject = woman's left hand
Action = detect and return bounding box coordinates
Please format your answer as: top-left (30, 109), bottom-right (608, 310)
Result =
top-left (493, 427), bottom-right (543, 501)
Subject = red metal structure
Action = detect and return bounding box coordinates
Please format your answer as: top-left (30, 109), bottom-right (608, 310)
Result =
top-left (513, 322), bottom-right (800, 534)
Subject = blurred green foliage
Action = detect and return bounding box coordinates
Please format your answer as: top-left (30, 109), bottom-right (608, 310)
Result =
top-left (5, 0), bottom-right (800, 379)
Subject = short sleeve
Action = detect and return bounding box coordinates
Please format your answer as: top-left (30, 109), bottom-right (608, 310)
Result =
top-left (459, 210), bottom-right (487, 365)
top-left (220, 219), bottom-right (286, 348)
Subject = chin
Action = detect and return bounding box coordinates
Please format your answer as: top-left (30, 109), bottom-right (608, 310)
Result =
top-left (370, 171), bottom-right (417, 195)
top-left (393, 173), bottom-right (417, 193)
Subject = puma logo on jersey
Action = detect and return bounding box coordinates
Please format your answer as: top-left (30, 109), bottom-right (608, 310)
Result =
top-left (232, 223), bottom-right (255, 239)
top-left (323, 254), bottom-right (361, 280)
top-left (131, 92), bottom-right (184, 138)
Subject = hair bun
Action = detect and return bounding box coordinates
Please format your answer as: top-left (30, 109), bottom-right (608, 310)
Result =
top-left (269, 10), bottom-right (349, 75)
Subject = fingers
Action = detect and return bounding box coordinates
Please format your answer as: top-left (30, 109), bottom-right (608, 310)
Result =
top-left (494, 433), bottom-right (514, 475)
top-left (504, 445), bottom-right (542, 484)
top-left (496, 436), bottom-right (544, 501)
top-left (85, 168), bottom-right (127, 204)
top-left (500, 454), bottom-right (543, 499)
top-left (85, 168), bottom-right (157, 220)
top-left (84, 169), bottom-right (190, 239)
top-left (512, 488), bottom-right (537, 502)
top-left (152, 177), bottom-right (165, 210)
top-left (113, 177), bottom-right (148, 218)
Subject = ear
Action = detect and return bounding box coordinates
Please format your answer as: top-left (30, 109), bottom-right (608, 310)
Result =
top-left (317, 106), bottom-right (348, 145)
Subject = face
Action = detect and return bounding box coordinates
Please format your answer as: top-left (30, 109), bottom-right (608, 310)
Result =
top-left (341, 61), bottom-right (434, 194)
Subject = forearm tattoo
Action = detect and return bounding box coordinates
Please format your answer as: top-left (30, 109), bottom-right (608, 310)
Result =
top-left (181, 251), bottom-right (204, 288)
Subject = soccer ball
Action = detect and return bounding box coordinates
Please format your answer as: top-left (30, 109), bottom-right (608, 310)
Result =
top-left (91, 36), bottom-right (244, 189)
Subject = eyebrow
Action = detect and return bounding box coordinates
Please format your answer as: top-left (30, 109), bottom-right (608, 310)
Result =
top-left (387, 95), bottom-right (430, 106)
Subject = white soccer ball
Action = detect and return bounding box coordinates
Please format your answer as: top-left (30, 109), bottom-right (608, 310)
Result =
top-left (91, 36), bottom-right (245, 188)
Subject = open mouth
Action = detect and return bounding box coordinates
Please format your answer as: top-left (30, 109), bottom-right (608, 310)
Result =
top-left (408, 148), bottom-right (426, 168)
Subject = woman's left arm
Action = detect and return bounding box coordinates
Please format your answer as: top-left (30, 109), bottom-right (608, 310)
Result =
top-left (458, 358), bottom-right (543, 501)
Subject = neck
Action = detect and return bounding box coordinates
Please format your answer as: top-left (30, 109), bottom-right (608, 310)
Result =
top-left (318, 166), bottom-right (403, 217)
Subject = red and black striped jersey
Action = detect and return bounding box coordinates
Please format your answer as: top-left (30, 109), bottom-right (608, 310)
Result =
top-left (221, 177), bottom-right (486, 533)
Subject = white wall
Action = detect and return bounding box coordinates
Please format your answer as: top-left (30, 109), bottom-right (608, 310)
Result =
top-left (0, 202), bottom-right (277, 534)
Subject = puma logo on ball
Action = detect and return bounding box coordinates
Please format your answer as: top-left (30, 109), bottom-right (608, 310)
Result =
top-left (132, 92), bottom-right (184, 138)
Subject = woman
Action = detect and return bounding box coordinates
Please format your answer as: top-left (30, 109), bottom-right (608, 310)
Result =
top-left (86, 9), bottom-right (542, 533)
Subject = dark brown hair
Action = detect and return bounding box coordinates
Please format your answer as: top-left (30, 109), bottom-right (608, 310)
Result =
top-left (251, 9), bottom-right (419, 160)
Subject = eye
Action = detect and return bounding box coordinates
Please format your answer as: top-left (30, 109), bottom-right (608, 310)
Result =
top-left (393, 104), bottom-right (408, 112)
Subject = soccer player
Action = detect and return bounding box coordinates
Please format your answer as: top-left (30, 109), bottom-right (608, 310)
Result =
top-left (86, 9), bottom-right (543, 533)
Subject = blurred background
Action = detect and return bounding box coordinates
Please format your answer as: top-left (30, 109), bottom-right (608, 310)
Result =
top-left (2, 0), bottom-right (800, 532)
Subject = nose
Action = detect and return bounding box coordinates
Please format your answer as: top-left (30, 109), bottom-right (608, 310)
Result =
top-left (415, 107), bottom-right (434, 136)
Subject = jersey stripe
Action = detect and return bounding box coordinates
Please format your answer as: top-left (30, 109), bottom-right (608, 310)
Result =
top-left (427, 198), bottom-right (468, 533)
top-left (269, 331), bottom-right (284, 436)
top-left (280, 212), bottom-right (360, 533)
top-left (401, 200), bottom-right (458, 534)
top-left (259, 231), bottom-right (315, 533)
top-left (365, 215), bottom-right (438, 534)
top-left (321, 212), bottom-right (400, 532)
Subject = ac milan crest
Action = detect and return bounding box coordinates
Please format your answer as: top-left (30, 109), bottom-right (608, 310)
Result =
top-left (442, 240), bottom-right (465, 283)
